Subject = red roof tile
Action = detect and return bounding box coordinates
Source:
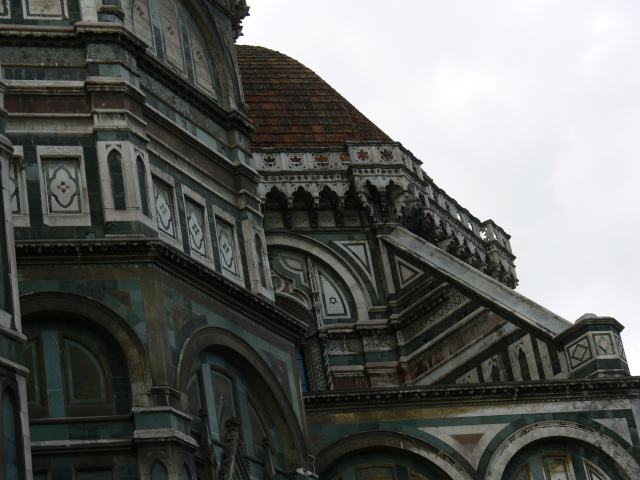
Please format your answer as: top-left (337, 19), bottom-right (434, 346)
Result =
top-left (236, 45), bottom-right (392, 149)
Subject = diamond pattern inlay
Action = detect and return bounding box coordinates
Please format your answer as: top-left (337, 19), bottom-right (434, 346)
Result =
top-left (567, 337), bottom-right (592, 369)
top-left (186, 200), bottom-right (206, 257)
top-left (218, 221), bottom-right (237, 274)
top-left (44, 160), bottom-right (81, 214)
top-left (154, 180), bottom-right (176, 238)
top-left (593, 333), bottom-right (614, 355)
top-left (615, 335), bottom-right (627, 361)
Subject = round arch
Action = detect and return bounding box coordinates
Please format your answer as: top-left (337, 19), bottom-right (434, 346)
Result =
top-left (314, 431), bottom-right (472, 480)
top-left (176, 326), bottom-right (310, 470)
top-left (20, 291), bottom-right (152, 405)
top-left (485, 421), bottom-right (640, 480)
top-left (267, 233), bottom-right (373, 321)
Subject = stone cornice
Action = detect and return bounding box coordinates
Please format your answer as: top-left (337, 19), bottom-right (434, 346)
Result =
top-left (15, 239), bottom-right (307, 342)
top-left (303, 377), bottom-right (640, 409)
top-left (143, 107), bottom-right (260, 186)
top-left (133, 428), bottom-right (198, 450)
top-left (0, 23), bottom-right (255, 138)
top-left (30, 438), bottom-right (132, 454)
top-left (554, 315), bottom-right (625, 342)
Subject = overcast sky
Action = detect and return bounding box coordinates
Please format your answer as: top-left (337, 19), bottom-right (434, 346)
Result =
top-left (238, 0), bottom-right (640, 375)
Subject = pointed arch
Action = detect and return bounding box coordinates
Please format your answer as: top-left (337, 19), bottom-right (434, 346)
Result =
top-left (181, 464), bottom-right (191, 480)
top-left (107, 149), bottom-right (126, 210)
top-left (136, 155), bottom-right (150, 216)
top-left (150, 460), bottom-right (168, 480)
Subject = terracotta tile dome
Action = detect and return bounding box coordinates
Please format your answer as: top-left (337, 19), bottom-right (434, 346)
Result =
top-left (236, 45), bottom-right (392, 149)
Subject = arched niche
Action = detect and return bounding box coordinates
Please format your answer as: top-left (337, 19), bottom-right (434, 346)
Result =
top-left (177, 326), bottom-right (310, 471)
top-left (20, 292), bottom-right (151, 409)
top-left (270, 246), bottom-right (357, 325)
top-left (315, 431), bottom-right (472, 480)
top-left (267, 233), bottom-right (372, 321)
top-left (150, 460), bottom-right (168, 480)
top-left (485, 421), bottom-right (640, 480)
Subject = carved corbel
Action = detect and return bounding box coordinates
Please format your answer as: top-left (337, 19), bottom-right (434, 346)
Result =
top-left (311, 197), bottom-right (319, 228)
top-left (285, 197), bottom-right (294, 229)
top-left (450, 242), bottom-right (468, 258)
top-left (488, 260), bottom-right (503, 280)
top-left (357, 192), bottom-right (377, 222)
top-left (336, 197), bottom-right (345, 227)
top-left (390, 191), bottom-right (409, 222)
top-left (473, 258), bottom-right (489, 274)
top-left (378, 188), bottom-right (388, 222)
top-left (437, 235), bottom-right (455, 250)
top-left (500, 270), bottom-right (518, 288)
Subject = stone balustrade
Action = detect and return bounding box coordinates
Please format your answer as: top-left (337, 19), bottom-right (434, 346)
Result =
top-left (255, 142), bottom-right (518, 287)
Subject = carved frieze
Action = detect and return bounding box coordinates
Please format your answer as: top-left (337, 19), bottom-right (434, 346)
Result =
top-left (401, 290), bottom-right (469, 343)
top-left (256, 143), bottom-right (517, 287)
top-left (326, 338), bottom-right (363, 354)
top-left (362, 334), bottom-right (394, 350)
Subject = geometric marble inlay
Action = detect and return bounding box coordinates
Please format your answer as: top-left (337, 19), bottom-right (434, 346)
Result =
top-left (25, 0), bottom-right (65, 17)
top-left (291, 211), bottom-right (310, 228)
top-left (615, 335), bottom-right (626, 361)
top-left (217, 220), bottom-right (237, 274)
top-left (186, 200), bottom-right (207, 257)
top-left (159, 0), bottom-right (184, 71)
top-left (343, 209), bottom-right (361, 226)
top-left (264, 211), bottom-right (284, 228)
top-left (418, 423), bottom-right (509, 470)
top-left (593, 417), bottom-right (632, 445)
top-left (318, 210), bottom-right (336, 227)
top-left (44, 160), bottom-right (81, 214)
top-left (566, 337), bottom-right (592, 369)
top-left (395, 256), bottom-right (423, 289)
top-left (132, 0), bottom-right (154, 48)
top-left (592, 333), bottom-right (614, 355)
top-left (319, 271), bottom-right (348, 317)
top-left (335, 240), bottom-right (377, 296)
top-left (153, 180), bottom-right (176, 238)
top-left (190, 20), bottom-right (215, 93)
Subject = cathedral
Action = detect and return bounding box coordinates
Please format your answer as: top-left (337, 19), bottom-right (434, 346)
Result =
top-left (0, 1), bottom-right (637, 479)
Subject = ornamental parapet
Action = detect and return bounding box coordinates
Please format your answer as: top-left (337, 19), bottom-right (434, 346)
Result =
top-left (255, 142), bottom-right (517, 288)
